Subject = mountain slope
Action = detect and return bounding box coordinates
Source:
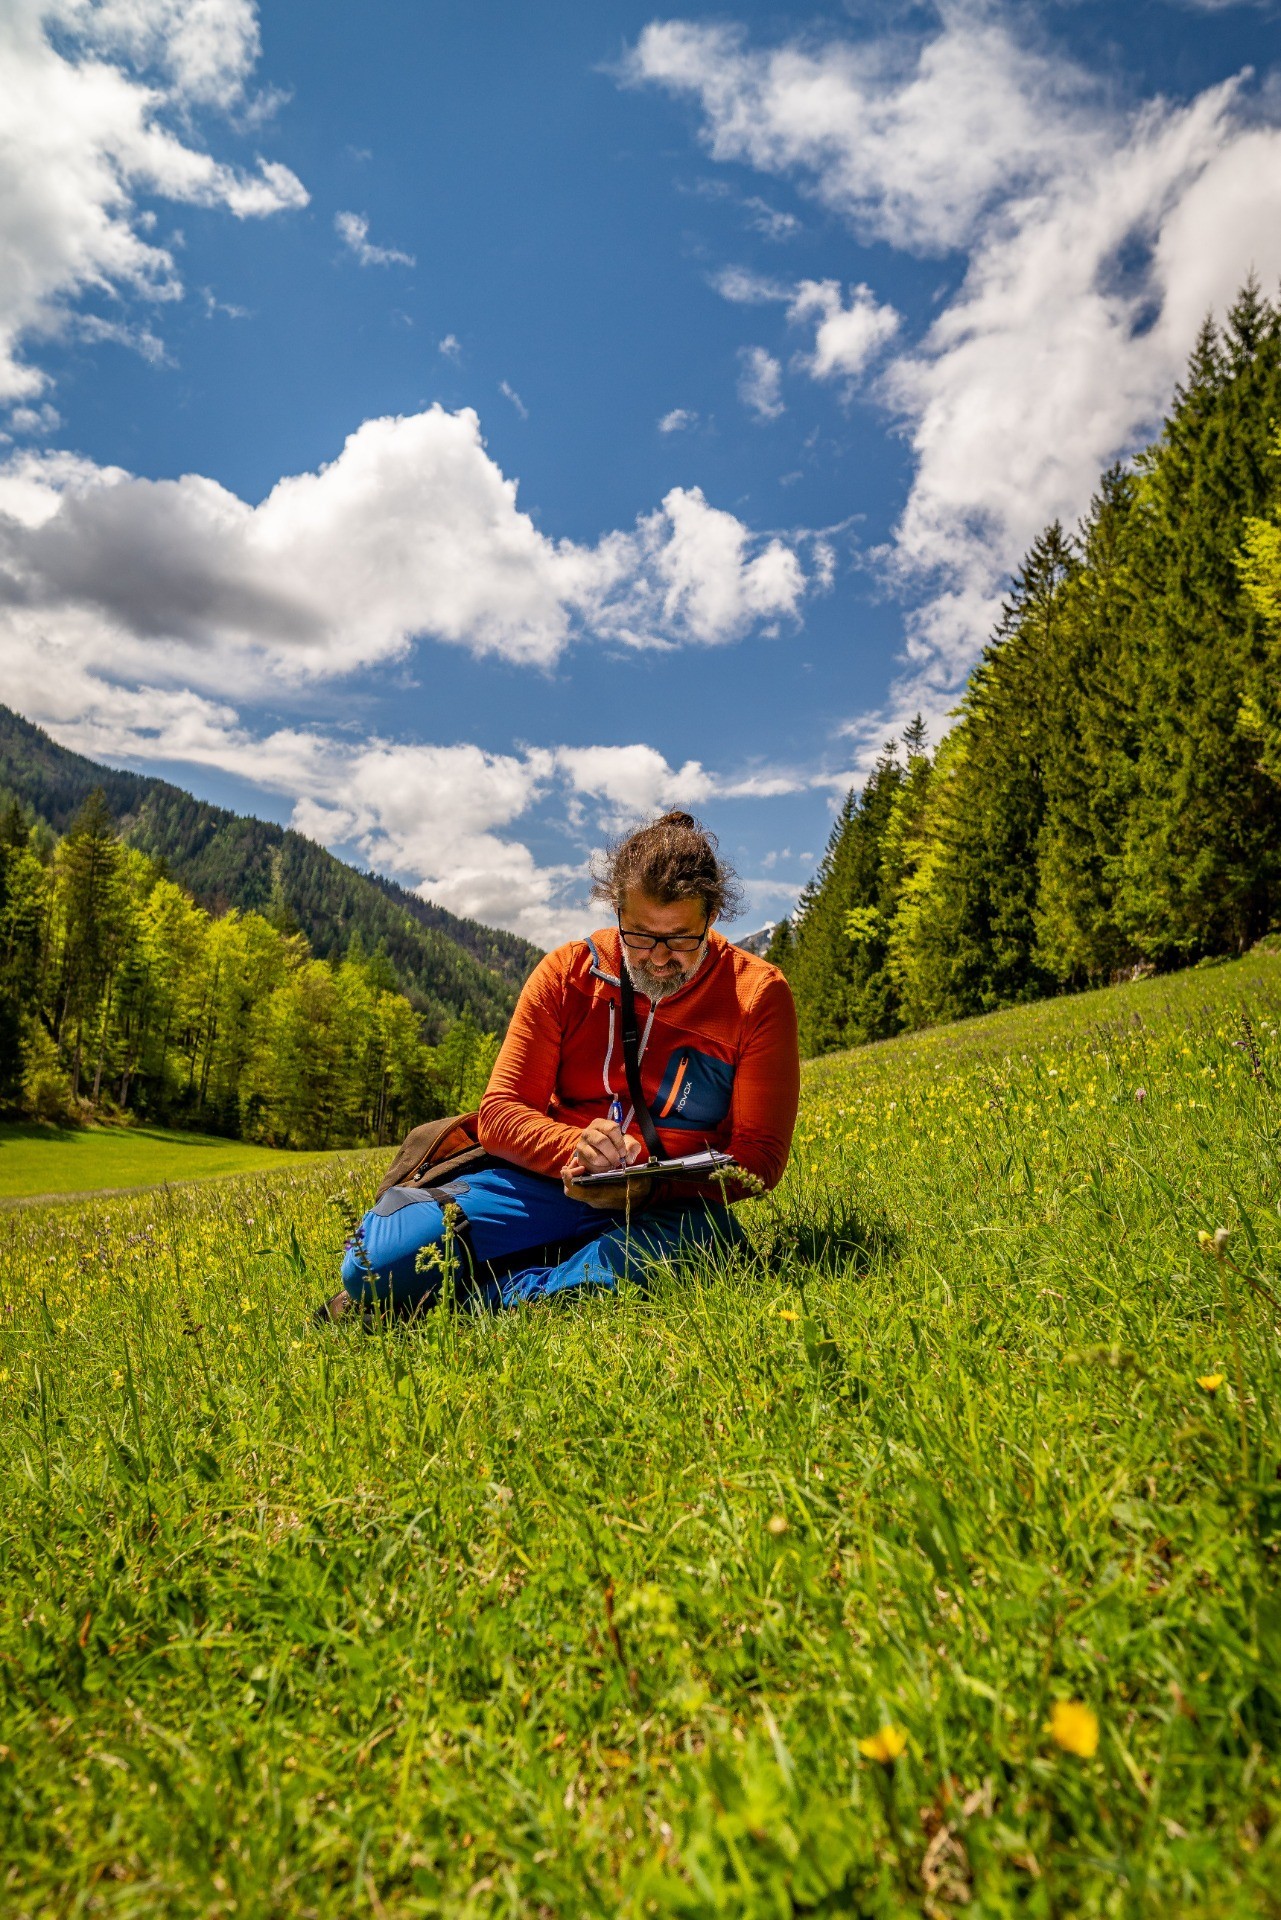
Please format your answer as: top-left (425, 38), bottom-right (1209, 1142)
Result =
top-left (0, 705), bottom-right (541, 1037)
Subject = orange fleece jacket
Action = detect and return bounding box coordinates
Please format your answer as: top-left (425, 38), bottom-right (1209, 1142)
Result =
top-left (478, 929), bottom-right (800, 1200)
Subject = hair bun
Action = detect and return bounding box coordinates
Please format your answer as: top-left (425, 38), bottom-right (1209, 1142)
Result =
top-left (588, 807), bottom-right (743, 922)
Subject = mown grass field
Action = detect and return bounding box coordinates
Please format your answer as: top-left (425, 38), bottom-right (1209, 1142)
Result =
top-left (0, 1123), bottom-right (331, 1205)
top-left (2, 954), bottom-right (1280, 1917)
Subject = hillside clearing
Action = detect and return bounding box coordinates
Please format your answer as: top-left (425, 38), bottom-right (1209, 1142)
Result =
top-left (1, 955), bottom-right (1279, 1914)
top-left (0, 1122), bottom-right (344, 1205)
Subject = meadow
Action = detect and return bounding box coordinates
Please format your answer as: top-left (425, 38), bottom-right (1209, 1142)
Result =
top-left (1, 953), bottom-right (1279, 1916)
top-left (0, 1124), bottom-right (332, 1207)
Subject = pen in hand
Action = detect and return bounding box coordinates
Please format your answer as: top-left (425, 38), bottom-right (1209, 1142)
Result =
top-left (607, 1095), bottom-right (644, 1172)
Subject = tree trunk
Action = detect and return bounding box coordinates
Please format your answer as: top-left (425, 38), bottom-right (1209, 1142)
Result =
top-left (91, 970), bottom-right (114, 1106)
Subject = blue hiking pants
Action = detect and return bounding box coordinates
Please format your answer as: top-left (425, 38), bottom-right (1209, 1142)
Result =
top-left (340, 1164), bottom-right (746, 1312)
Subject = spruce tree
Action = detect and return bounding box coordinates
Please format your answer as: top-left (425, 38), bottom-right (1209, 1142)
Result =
top-left (1119, 284), bottom-right (1281, 957)
top-left (764, 915), bottom-right (793, 971)
top-left (0, 834), bottom-right (18, 1103)
top-left (786, 746), bottom-right (905, 1053)
top-left (1034, 468), bottom-right (1143, 983)
top-left (1238, 424), bottom-right (1281, 787)
top-left (896, 525), bottom-right (1075, 1019)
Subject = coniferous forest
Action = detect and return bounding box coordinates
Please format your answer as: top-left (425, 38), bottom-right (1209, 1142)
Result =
top-left (0, 789), bottom-right (502, 1147)
top-left (771, 280), bottom-right (1281, 1056)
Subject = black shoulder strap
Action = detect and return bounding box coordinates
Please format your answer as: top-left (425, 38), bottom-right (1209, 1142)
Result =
top-left (619, 958), bottom-right (663, 1164)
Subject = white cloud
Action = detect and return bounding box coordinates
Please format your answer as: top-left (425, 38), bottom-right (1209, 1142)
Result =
top-left (283, 740), bottom-right (570, 942)
top-left (554, 744), bottom-right (713, 822)
top-left (742, 196), bottom-right (801, 241)
top-left (712, 265), bottom-right (791, 305)
top-left (627, 14), bottom-right (1098, 254)
top-left (58, 0), bottom-right (263, 109)
top-left (269, 735), bottom-right (806, 943)
top-left (0, 0), bottom-right (307, 403)
top-left (200, 287), bottom-right (250, 320)
top-left (623, 484), bottom-right (802, 641)
top-left (334, 210), bottom-right (415, 268)
top-left (438, 332), bottom-right (461, 358)
top-left (712, 266), bottom-right (899, 386)
top-left (787, 279), bottom-right (900, 383)
top-left (630, 9), bottom-right (1281, 759)
top-left (0, 407), bottom-right (806, 726)
top-left (8, 402), bottom-right (61, 437)
top-left (658, 406), bottom-right (697, 432)
top-left (737, 345), bottom-right (784, 419)
top-left (22, 681), bottom-right (805, 944)
top-left (499, 379), bottom-right (529, 419)
top-left (74, 312), bottom-right (170, 365)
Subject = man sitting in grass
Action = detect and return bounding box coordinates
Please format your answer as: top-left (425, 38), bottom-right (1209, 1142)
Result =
top-left (317, 812), bottom-right (799, 1318)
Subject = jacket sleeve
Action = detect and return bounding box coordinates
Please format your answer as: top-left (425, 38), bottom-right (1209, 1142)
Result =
top-left (477, 951), bottom-right (584, 1178)
top-left (727, 970), bottom-right (800, 1192)
top-left (655, 969), bottom-right (800, 1207)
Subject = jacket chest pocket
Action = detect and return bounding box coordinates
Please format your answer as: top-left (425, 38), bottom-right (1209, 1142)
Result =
top-left (652, 1047), bottom-right (734, 1130)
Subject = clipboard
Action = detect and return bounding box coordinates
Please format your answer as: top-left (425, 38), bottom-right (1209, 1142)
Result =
top-left (570, 1148), bottom-right (739, 1187)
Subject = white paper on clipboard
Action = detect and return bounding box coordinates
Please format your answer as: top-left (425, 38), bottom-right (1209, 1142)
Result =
top-left (571, 1147), bottom-right (738, 1187)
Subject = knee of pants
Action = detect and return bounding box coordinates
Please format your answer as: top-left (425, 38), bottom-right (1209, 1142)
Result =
top-left (341, 1196), bottom-right (447, 1305)
top-left (610, 1201), bottom-right (746, 1268)
top-left (500, 1205), bottom-right (742, 1307)
top-left (498, 1237), bottom-right (619, 1306)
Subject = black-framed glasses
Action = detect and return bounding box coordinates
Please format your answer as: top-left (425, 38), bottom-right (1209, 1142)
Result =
top-left (617, 914), bottom-right (709, 955)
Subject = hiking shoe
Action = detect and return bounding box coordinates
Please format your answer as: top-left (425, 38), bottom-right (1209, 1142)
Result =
top-left (311, 1290), bottom-right (354, 1326)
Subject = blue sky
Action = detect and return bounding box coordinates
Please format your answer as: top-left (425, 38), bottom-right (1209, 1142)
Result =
top-left (2, 0), bottom-right (1280, 943)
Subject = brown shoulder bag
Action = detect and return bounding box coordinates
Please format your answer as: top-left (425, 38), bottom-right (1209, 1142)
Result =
top-left (374, 1112), bottom-right (494, 1202)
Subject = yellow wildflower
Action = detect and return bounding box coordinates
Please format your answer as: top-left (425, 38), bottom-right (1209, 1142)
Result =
top-left (1050, 1700), bottom-right (1098, 1758)
top-left (1197, 1373), bottom-right (1224, 1393)
top-left (778, 1309), bottom-right (799, 1322)
top-left (858, 1725), bottom-right (908, 1764)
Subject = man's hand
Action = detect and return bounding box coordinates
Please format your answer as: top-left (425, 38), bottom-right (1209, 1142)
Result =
top-left (562, 1119), bottom-right (652, 1210)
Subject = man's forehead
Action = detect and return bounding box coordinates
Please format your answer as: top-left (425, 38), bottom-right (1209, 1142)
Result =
top-left (620, 889), bottom-right (707, 925)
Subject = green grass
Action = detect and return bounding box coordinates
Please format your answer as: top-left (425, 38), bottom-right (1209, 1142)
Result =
top-left (0, 1122), bottom-right (334, 1203)
top-left (2, 955), bottom-right (1280, 1916)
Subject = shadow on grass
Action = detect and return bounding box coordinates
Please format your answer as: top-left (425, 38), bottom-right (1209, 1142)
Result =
top-left (753, 1199), bottom-right (903, 1278)
top-left (0, 1122), bottom-right (87, 1145)
top-left (0, 1121), bottom-right (239, 1151)
top-left (347, 1202), bottom-right (905, 1334)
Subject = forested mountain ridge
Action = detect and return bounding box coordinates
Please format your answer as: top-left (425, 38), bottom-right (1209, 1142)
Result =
top-left (0, 706), bottom-right (540, 1040)
top-left (773, 278), bottom-right (1281, 1057)
top-left (0, 787), bottom-right (504, 1146)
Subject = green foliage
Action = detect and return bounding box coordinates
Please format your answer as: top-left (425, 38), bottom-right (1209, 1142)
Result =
top-left (784, 283), bottom-right (1281, 1057)
top-left (0, 801), bottom-right (41, 1106)
top-left (1115, 283), bottom-right (1281, 961)
top-left (782, 746), bottom-right (907, 1054)
top-left (1238, 425), bottom-right (1281, 789)
top-left (0, 792), bottom-right (508, 1148)
top-left (1, 954), bottom-right (1279, 1912)
top-left (0, 705), bottom-right (541, 1041)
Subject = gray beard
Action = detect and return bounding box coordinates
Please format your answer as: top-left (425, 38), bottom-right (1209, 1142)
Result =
top-left (624, 941), bottom-right (708, 1002)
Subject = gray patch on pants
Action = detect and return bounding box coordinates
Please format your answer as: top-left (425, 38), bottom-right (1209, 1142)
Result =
top-left (372, 1185), bottom-right (446, 1218)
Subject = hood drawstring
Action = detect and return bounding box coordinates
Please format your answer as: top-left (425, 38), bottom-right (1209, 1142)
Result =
top-left (601, 991), bottom-right (655, 1132)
